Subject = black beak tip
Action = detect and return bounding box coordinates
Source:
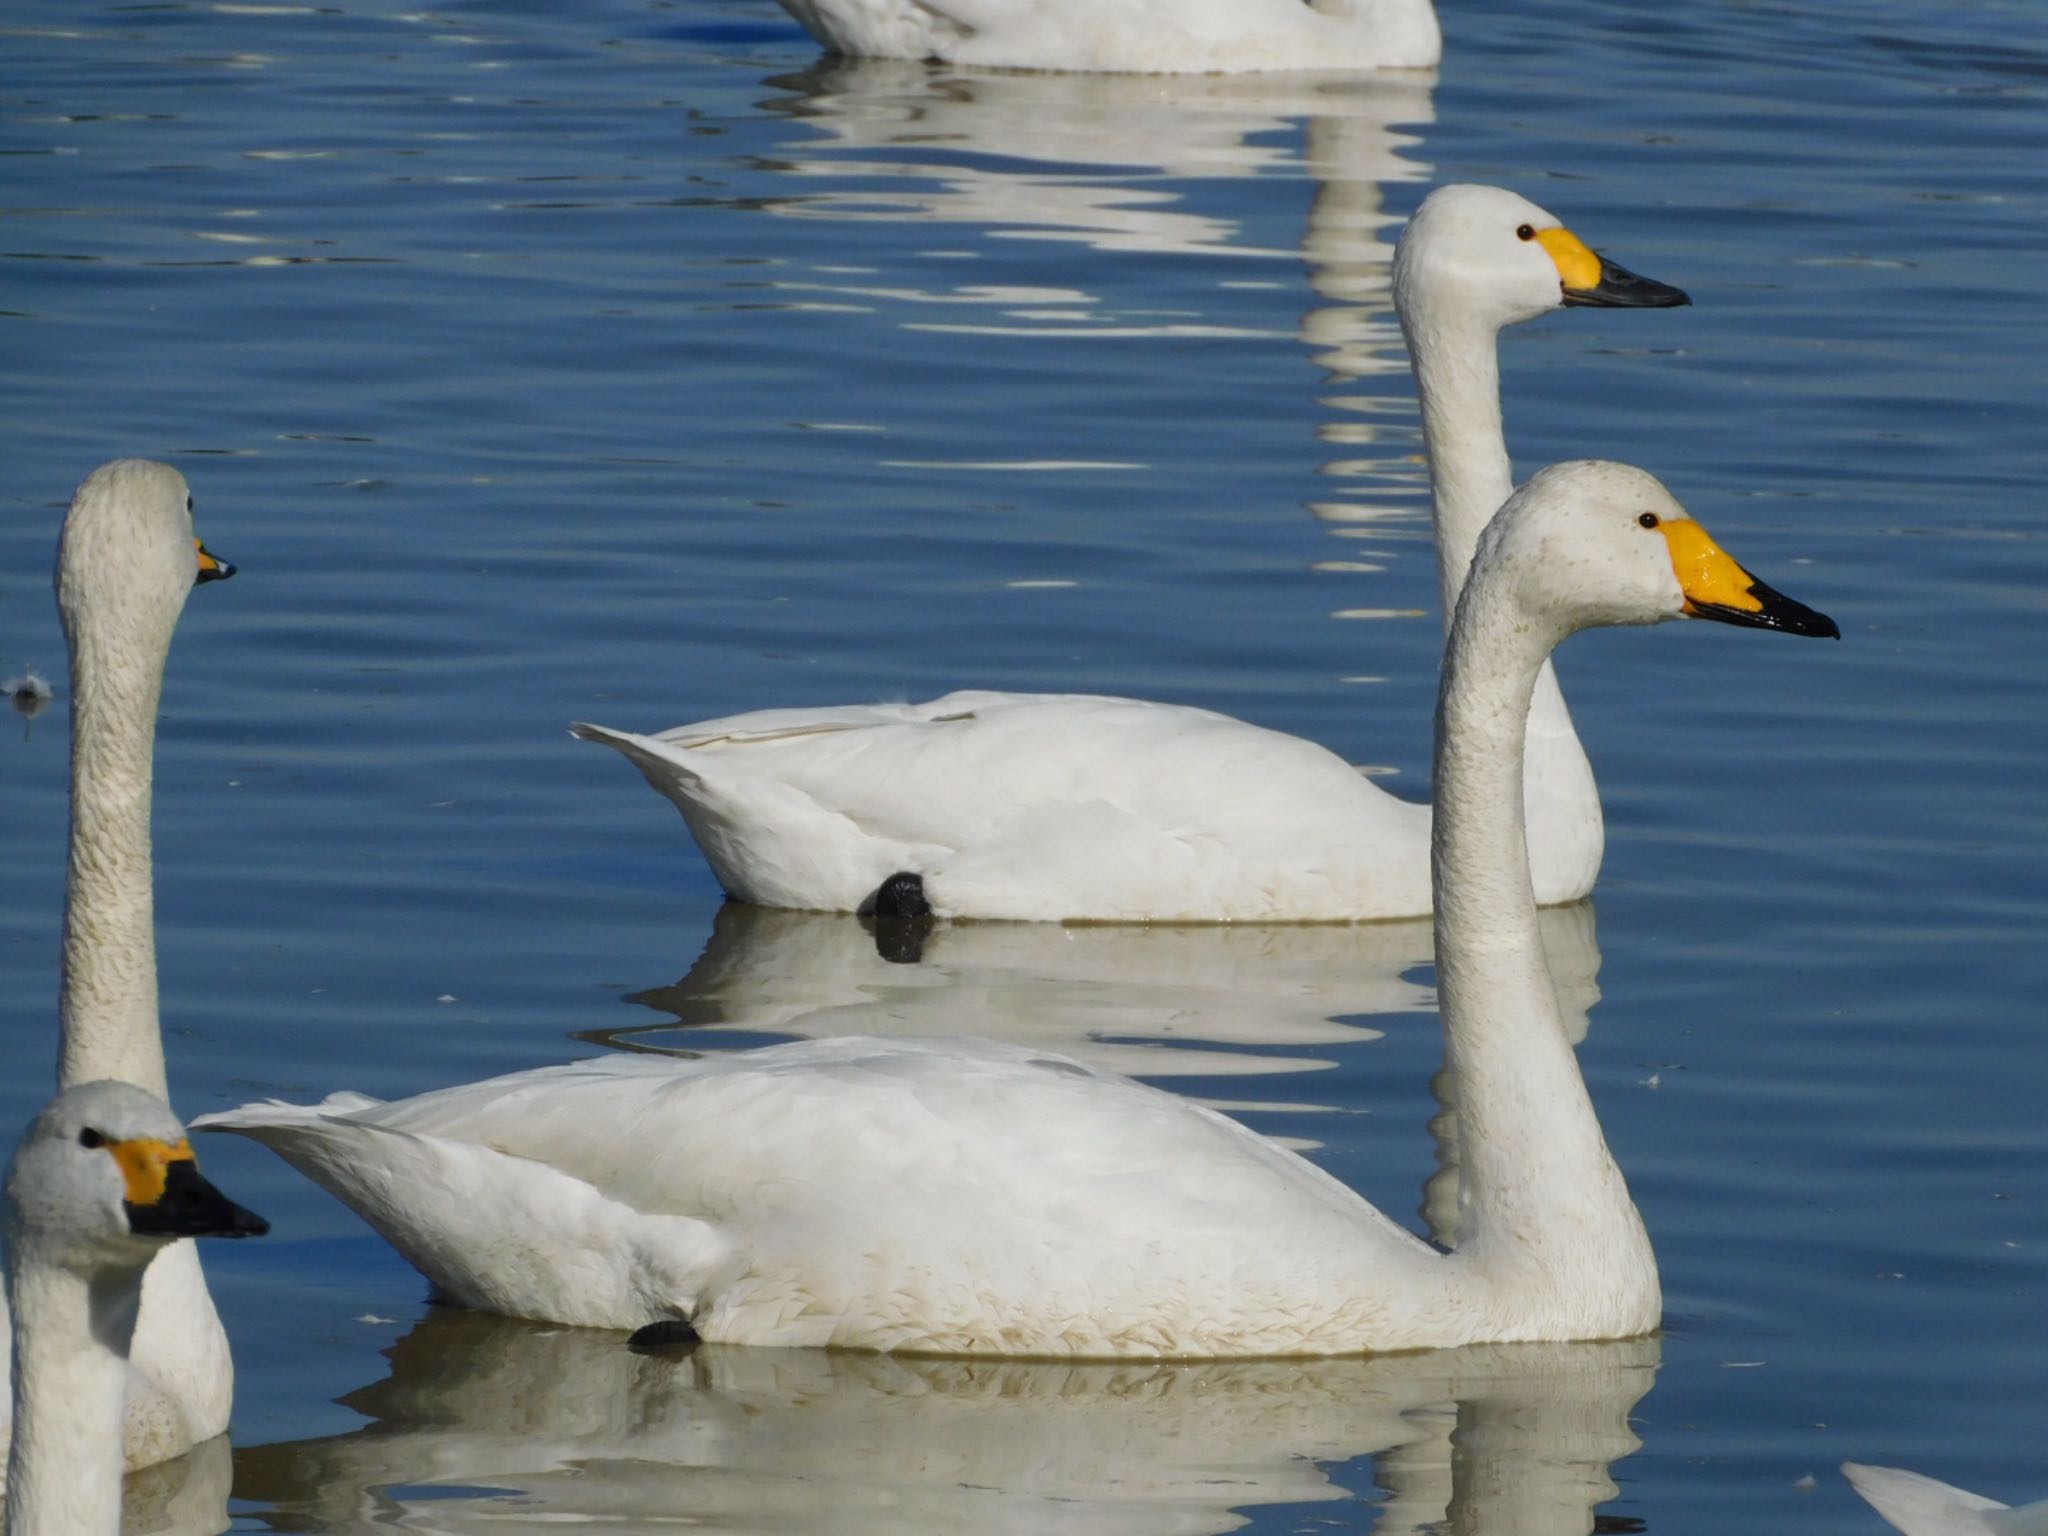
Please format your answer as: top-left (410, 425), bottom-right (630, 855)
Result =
top-left (1754, 579), bottom-right (1840, 640)
top-left (126, 1160), bottom-right (271, 1239)
top-left (196, 560), bottom-right (237, 585)
top-left (1562, 255), bottom-right (1692, 310)
top-left (1691, 586), bottom-right (1839, 640)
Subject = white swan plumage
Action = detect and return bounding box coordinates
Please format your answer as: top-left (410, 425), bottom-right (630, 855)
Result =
top-left (574, 185), bottom-right (1691, 922)
top-left (199, 460), bottom-right (1835, 1357)
top-left (1844, 1463), bottom-right (2048, 1536)
top-left (3, 1081), bottom-right (266, 1536)
top-left (770, 0), bottom-right (1442, 75)
top-left (0, 459), bottom-right (238, 1479)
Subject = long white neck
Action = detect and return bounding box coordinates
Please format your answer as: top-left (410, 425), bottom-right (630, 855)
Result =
top-left (49, 552), bottom-right (231, 1461)
top-left (1404, 304), bottom-right (1603, 897)
top-left (1406, 309), bottom-right (1513, 623)
top-left (5, 1255), bottom-right (141, 1536)
top-left (1431, 572), bottom-right (1656, 1337)
top-left (59, 614), bottom-right (168, 1097)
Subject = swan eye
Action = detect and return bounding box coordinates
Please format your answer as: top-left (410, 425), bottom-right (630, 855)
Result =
top-left (186, 494), bottom-right (194, 513)
top-left (1637, 512), bottom-right (1660, 530)
top-left (78, 1127), bottom-right (106, 1149)
top-left (1516, 224), bottom-right (1536, 241)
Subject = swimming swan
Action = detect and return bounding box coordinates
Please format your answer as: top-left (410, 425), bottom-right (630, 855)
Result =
top-left (573, 186), bottom-right (1690, 922)
top-left (1844, 1464), bottom-right (2048, 1536)
top-left (198, 461), bottom-right (1834, 1356)
top-left (0, 460), bottom-right (237, 1477)
top-left (3, 1081), bottom-right (266, 1536)
top-left (770, 0), bottom-right (1442, 75)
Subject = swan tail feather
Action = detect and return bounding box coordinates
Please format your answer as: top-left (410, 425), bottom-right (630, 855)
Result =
top-left (194, 1103), bottom-right (726, 1330)
top-left (572, 722), bottom-right (711, 794)
top-left (1842, 1463), bottom-right (2016, 1536)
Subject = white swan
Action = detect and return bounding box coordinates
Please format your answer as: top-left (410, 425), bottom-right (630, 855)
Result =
top-left (1845, 1464), bottom-right (2048, 1536)
top-left (198, 460), bottom-right (1834, 1355)
top-left (0, 459), bottom-right (238, 1478)
top-left (573, 185), bottom-right (1690, 922)
top-left (770, 0), bottom-right (1442, 75)
top-left (3, 1081), bottom-right (266, 1536)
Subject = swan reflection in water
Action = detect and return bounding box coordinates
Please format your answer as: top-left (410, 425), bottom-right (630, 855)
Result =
top-left (756, 58), bottom-right (1432, 265)
top-left (235, 1308), bottom-right (1654, 1536)
top-left (598, 899), bottom-right (1600, 1252)
top-left (752, 54), bottom-right (1436, 549)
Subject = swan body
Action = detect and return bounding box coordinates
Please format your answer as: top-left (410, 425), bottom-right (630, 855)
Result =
top-left (202, 461), bottom-right (1834, 1356)
top-left (576, 186), bottom-right (1690, 922)
top-left (771, 0), bottom-right (1441, 75)
top-left (0, 460), bottom-right (237, 1479)
top-left (3, 1081), bottom-right (266, 1536)
top-left (1844, 1465), bottom-right (2048, 1536)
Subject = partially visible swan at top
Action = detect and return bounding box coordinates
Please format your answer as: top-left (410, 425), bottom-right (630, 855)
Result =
top-left (0, 460), bottom-right (238, 1479)
top-left (1844, 1464), bottom-right (2048, 1536)
top-left (770, 0), bottom-right (1442, 75)
top-left (574, 185), bottom-right (1691, 922)
top-left (4, 1081), bottom-right (267, 1536)
top-left (198, 461), bottom-right (1835, 1356)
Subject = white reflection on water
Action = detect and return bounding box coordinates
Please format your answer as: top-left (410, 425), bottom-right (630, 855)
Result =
top-left (118, 1436), bottom-right (230, 1536)
top-left (756, 57), bottom-right (1433, 290)
top-left (234, 1309), bottom-right (1655, 1536)
top-left (603, 902), bottom-right (1598, 1084)
top-left (752, 57), bottom-right (1436, 522)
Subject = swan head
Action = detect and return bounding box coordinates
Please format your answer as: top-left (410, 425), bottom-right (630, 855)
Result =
top-left (1393, 185), bottom-right (1690, 333)
top-left (4, 1081), bottom-right (268, 1273)
top-left (56, 460), bottom-right (235, 659)
top-left (1473, 460), bottom-right (1839, 641)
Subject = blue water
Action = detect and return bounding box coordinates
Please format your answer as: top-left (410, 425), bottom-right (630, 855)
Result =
top-left (2, 0), bottom-right (2045, 1530)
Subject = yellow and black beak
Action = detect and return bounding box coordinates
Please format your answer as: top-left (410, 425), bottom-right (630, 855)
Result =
top-left (1537, 226), bottom-right (1691, 309)
top-left (1661, 519), bottom-right (1839, 639)
top-left (195, 538), bottom-right (236, 585)
top-left (112, 1137), bottom-right (269, 1240)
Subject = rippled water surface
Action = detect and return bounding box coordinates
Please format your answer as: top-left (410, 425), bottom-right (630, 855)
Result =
top-left (3, 1), bottom-right (2045, 1531)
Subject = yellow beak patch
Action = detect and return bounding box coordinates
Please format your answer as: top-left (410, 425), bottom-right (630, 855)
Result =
top-left (195, 539), bottom-right (229, 577)
top-left (1661, 519), bottom-right (1765, 616)
top-left (1535, 226), bottom-right (1604, 293)
top-left (110, 1137), bottom-right (198, 1207)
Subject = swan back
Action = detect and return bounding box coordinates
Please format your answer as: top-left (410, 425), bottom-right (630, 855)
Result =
top-left (774, 0), bottom-right (1441, 74)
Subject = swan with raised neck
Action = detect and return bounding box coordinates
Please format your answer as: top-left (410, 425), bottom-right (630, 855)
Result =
top-left (198, 460), bottom-right (1835, 1355)
top-left (0, 460), bottom-right (237, 1480)
top-left (1395, 183), bottom-right (1692, 907)
top-left (4, 1081), bottom-right (266, 1536)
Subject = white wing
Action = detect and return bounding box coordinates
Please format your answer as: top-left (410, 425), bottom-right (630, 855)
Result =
top-left (197, 1038), bottom-right (1440, 1356)
top-left (1844, 1464), bottom-right (2047, 1536)
top-left (575, 691), bottom-right (1433, 921)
